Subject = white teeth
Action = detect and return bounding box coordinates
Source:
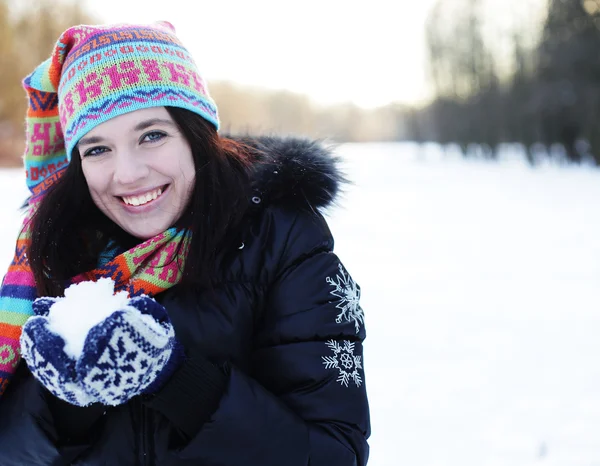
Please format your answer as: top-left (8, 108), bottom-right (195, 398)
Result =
top-left (122, 188), bottom-right (163, 206)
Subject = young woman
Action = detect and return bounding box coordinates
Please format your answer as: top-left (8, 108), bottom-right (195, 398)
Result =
top-left (0, 21), bottom-right (370, 465)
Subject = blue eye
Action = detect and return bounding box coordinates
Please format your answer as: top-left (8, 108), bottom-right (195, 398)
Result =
top-left (141, 131), bottom-right (167, 143)
top-left (83, 146), bottom-right (109, 157)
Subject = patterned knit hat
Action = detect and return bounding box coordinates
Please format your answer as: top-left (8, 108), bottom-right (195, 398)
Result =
top-left (23, 21), bottom-right (218, 200)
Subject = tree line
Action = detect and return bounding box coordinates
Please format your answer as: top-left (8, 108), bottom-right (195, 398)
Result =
top-left (416, 0), bottom-right (600, 164)
top-left (2, 0), bottom-right (595, 166)
top-left (0, 0), bottom-right (94, 164)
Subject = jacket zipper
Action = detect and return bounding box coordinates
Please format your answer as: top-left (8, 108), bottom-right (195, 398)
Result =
top-left (130, 398), bottom-right (141, 464)
top-left (139, 401), bottom-right (155, 466)
top-left (140, 400), bottom-right (147, 466)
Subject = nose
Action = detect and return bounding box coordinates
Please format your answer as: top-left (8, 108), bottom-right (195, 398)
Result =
top-left (112, 151), bottom-right (149, 186)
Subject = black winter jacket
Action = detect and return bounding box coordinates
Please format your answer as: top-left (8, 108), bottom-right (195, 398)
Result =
top-left (0, 137), bottom-right (371, 465)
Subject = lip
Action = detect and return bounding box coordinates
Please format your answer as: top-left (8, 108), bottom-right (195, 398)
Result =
top-left (117, 185), bottom-right (168, 198)
top-left (117, 184), bottom-right (170, 213)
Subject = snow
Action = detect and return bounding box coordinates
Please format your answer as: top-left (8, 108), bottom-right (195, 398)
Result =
top-left (1, 142), bottom-right (599, 465)
top-left (326, 143), bottom-right (600, 466)
top-left (46, 278), bottom-right (130, 359)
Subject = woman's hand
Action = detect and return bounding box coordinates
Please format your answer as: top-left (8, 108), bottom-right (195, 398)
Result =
top-left (77, 296), bottom-right (184, 406)
top-left (20, 298), bottom-right (97, 406)
top-left (20, 295), bottom-right (183, 407)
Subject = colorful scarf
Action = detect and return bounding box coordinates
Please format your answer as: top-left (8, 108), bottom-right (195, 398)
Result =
top-left (0, 213), bottom-right (190, 396)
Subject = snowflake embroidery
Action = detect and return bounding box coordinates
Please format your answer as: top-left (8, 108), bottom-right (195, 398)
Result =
top-left (82, 325), bottom-right (170, 405)
top-left (20, 319), bottom-right (95, 406)
top-left (322, 340), bottom-right (363, 387)
top-left (20, 331), bottom-right (62, 393)
top-left (326, 263), bottom-right (365, 333)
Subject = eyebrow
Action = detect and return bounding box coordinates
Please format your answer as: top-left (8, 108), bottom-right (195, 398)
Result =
top-left (76, 118), bottom-right (177, 147)
top-left (133, 118), bottom-right (176, 132)
top-left (77, 135), bottom-right (105, 147)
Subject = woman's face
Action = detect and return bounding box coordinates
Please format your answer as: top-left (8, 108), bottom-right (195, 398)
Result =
top-left (78, 107), bottom-right (195, 240)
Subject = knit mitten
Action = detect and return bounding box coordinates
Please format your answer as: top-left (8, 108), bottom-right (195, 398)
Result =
top-left (20, 298), bottom-right (97, 406)
top-left (76, 296), bottom-right (184, 406)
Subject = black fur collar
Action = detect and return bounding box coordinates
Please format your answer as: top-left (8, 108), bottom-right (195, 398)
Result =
top-left (238, 136), bottom-right (346, 211)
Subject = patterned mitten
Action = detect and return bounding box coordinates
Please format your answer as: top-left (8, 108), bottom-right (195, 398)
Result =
top-left (20, 298), bottom-right (97, 406)
top-left (76, 296), bottom-right (184, 406)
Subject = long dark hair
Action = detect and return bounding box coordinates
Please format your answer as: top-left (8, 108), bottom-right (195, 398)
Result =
top-left (28, 107), bottom-right (253, 297)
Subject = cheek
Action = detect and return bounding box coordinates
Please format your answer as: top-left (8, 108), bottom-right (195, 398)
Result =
top-left (181, 172), bottom-right (195, 205)
top-left (81, 164), bottom-right (110, 202)
top-left (188, 174), bottom-right (196, 196)
top-left (180, 150), bottom-right (196, 195)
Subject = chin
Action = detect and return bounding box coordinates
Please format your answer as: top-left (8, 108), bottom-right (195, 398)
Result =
top-left (111, 213), bottom-right (182, 240)
top-left (123, 224), bottom-right (169, 240)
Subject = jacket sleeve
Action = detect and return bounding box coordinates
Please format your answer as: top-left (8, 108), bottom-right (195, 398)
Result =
top-left (162, 207), bottom-right (371, 466)
top-left (0, 362), bottom-right (107, 465)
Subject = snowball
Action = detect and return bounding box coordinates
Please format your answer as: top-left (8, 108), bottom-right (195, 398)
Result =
top-left (46, 278), bottom-right (131, 359)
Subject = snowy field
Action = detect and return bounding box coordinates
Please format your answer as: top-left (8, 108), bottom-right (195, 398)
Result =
top-left (1, 143), bottom-right (599, 465)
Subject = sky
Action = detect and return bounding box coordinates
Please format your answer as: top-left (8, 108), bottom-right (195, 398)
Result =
top-left (83, 0), bottom-right (440, 109)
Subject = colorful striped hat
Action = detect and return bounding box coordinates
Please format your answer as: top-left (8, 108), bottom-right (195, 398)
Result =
top-left (23, 21), bottom-right (219, 201)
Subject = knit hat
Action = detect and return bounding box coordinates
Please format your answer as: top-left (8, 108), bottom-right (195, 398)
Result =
top-left (23, 21), bottom-right (219, 200)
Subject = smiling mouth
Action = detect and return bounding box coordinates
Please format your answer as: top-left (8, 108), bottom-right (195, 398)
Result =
top-left (119, 184), bottom-right (169, 207)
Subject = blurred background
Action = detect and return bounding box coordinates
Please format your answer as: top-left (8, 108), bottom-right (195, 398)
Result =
top-left (3, 0), bottom-right (600, 164)
top-left (1, 1), bottom-right (600, 465)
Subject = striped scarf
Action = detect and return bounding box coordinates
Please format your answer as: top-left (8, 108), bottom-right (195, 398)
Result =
top-left (0, 217), bottom-right (189, 397)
